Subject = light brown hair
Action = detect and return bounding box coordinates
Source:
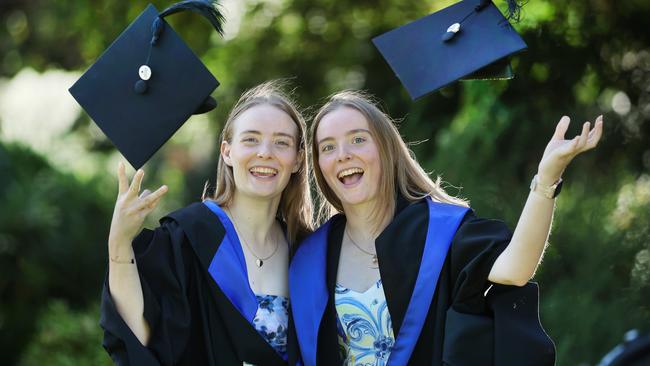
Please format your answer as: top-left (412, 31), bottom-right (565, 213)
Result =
top-left (204, 81), bottom-right (313, 243)
top-left (310, 90), bottom-right (468, 231)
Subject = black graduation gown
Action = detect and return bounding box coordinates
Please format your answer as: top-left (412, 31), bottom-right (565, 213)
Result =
top-left (289, 197), bottom-right (555, 366)
top-left (100, 201), bottom-right (289, 366)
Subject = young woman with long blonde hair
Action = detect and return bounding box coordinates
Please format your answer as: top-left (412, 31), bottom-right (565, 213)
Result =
top-left (102, 81), bottom-right (313, 365)
top-left (290, 91), bottom-right (602, 365)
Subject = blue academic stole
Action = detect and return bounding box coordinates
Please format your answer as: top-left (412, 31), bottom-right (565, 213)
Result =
top-left (202, 200), bottom-right (288, 361)
top-left (289, 198), bottom-right (469, 366)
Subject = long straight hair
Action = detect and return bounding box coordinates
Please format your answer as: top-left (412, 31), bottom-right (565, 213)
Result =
top-left (203, 81), bottom-right (313, 243)
top-left (310, 90), bottom-right (468, 231)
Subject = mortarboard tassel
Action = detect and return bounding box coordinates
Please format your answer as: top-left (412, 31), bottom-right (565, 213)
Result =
top-left (475, 1), bottom-right (526, 23)
top-left (137, 0), bottom-right (225, 109)
top-left (153, 0), bottom-right (224, 112)
top-left (504, 0), bottom-right (527, 23)
top-left (151, 0), bottom-right (225, 45)
top-left (475, 0), bottom-right (492, 12)
top-left (158, 0), bottom-right (225, 35)
top-left (151, 18), bottom-right (164, 45)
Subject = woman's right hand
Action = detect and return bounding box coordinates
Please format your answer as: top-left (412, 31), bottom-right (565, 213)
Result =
top-left (108, 162), bottom-right (168, 254)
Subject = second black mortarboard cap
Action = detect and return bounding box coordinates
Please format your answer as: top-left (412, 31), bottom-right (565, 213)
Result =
top-left (372, 0), bottom-right (527, 100)
top-left (69, 1), bottom-right (225, 169)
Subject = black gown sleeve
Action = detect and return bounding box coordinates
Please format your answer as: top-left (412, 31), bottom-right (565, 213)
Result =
top-left (100, 219), bottom-right (194, 366)
top-left (448, 212), bottom-right (512, 313)
top-left (442, 213), bottom-right (555, 366)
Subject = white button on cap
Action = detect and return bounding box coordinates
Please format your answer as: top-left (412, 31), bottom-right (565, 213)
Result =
top-left (447, 23), bottom-right (461, 33)
top-left (138, 65), bottom-right (152, 80)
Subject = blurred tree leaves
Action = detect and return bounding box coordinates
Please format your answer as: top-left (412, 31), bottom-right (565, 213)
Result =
top-left (18, 301), bottom-right (112, 366)
top-left (0, 142), bottom-right (113, 364)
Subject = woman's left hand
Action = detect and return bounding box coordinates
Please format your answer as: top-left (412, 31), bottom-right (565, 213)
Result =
top-left (536, 115), bottom-right (604, 184)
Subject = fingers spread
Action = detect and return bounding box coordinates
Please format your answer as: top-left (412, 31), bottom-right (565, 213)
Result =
top-left (586, 115), bottom-right (604, 149)
top-left (146, 185), bottom-right (168, 204)
top-left (117, 162), bottom-right (128, 194)
top-left (136, 185), bottom-right (168, 211)
top-left (576, 121), bottom-right (590, 151)
top-left (564, 136), bottom-right (580, 156)
top-left (128, 169), bottom-right (145, 197)
top-left (139, 189), bottom-right (152, 199)
top-left (553, 116), bottom-right (571, 140)
top-left (139, 194), bottom-right (164, 215)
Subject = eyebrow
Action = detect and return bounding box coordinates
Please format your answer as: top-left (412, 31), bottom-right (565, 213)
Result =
top-left (240, 130), bottom-right (296, 141)
top-left (317, 128), bottom-right (371, 145)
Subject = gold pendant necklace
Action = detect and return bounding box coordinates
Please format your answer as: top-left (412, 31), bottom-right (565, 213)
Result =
top-left (226, 207), bottom-right (279, 268)
top-left (345, 228), bottom-right (379, 269)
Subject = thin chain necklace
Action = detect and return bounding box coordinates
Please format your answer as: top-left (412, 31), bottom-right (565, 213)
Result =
top-left (226, 207), bottom-right (279, 268)
top-left (345, 227), bottom-right (379, 269)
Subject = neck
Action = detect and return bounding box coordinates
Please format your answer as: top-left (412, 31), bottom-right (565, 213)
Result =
top-left (226, 191), bottom-right (282, 249)
top-left (341, 199), bottom-right (390, 242)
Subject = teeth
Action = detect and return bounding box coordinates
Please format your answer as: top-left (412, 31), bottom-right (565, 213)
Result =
top-left (337, 168), bottom-right (364, 179)
top-left (250, 167), bottom-right (278, 175)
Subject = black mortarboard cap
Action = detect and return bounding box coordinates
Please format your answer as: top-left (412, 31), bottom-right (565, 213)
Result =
top-left (372, 0), bottom-right (527, 100)
top-left (69, 1), bottom-right (225, 169)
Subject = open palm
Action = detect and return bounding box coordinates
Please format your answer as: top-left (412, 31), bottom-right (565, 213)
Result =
top-left (537, 115), bottom-right (604, 183)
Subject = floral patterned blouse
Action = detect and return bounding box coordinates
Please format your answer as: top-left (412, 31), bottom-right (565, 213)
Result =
top-left (335, 279), bottom-right (395, 366)
top-left (253, 294), bottom-right (289, 359)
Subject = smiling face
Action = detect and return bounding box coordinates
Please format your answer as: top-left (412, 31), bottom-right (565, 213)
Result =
top-left (221, 104), bottom-right (301, 201)
top-left (316, 106), bottom-right (381, 209)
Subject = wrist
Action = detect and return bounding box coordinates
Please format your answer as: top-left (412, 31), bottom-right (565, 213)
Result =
top-left (530, 174), bottom-right (563, 199)
top-left (109, 235), bottom-right (134, 255)
top-left (535, 172), bottom-right (561, 186)
top-left (108, 244), bottom-right (135, 264)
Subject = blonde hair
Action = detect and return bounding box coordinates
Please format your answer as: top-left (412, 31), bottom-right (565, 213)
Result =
top-left (203, 81), bottom-right (313, 243)
top-left (310, 90), bottom-right (468, 231)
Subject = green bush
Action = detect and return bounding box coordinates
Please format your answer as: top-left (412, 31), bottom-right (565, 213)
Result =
top-left (18, 300), bottom-right (111, 366)
top-left (0, 142), bottom-right (113, 365)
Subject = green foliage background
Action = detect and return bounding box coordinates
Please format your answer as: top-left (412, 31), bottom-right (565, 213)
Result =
top-left (1, 0), bottom-right (649, 365)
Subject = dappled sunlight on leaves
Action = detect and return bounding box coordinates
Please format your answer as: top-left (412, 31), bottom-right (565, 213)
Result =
top-left (610, 174), bottom-right (650, 230)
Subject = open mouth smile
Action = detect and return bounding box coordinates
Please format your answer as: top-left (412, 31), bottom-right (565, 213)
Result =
top-left (249, 166), bottom-right (278, 178)
top-left (337, 167), bottom-right (364, 186)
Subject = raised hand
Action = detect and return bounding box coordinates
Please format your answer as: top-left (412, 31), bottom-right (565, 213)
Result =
top-left (488, 115), bottom-right (604, 286)
top-left (108, 162), bottom-right (168, 251)
top-left (537, 115), bottom-right (604, 184)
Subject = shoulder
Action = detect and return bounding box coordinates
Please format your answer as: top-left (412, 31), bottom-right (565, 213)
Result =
top-left (137, 201), bottom-right (227, 253)
top-left (449, 211), bottom-right (513, 282)
top-left (301, 214), bottom-right (342, 242)
top-left (387, 198), bottom-right (470, 237)
top-left (391, 197), bottom-right (429, 228)
top-left (395, 197), bottom-right (471, 221)
top-left (133, 202), bottom-right (205, 243)
top-left (162, 201), bottom-right (214, 225)
top-left (453, 211), bottom-right (512, 243)
top-left (159, 201), bottom-right (224, 234)
top-left (293, 214), bottom-right (343, 257)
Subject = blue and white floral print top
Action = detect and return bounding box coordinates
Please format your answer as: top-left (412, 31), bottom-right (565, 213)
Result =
top-left (335, 279), bottom-right (395, 366)
top-left (253, 294), bottom-right (289, 359)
